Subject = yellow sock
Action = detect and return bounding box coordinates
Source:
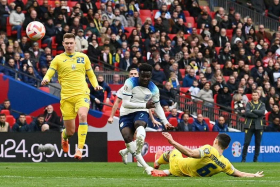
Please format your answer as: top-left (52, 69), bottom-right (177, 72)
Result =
top-left (62, 129), bottom-right (68, 140)
top-left (78, 123), bottom-right (88, 149)
top-left (157, 152), bottom-right (169, 165)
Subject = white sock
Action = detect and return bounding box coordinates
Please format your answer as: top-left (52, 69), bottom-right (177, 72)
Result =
top-left (126, 141), bottom-right (137, 156)
top-left (121, 148), bottom-right (129, 155)
top-left (163, 170), bottom-right (171, 175)
top-left (135, 153), bottom-right (150, 168)
top-left (136, 126), bottom-right (146, 139)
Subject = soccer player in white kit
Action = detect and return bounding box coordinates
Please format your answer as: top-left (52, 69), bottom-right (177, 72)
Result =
top-left (107, 68), bottom-right (161, 166)
top-left (119, 64), bottom-right (173, 174)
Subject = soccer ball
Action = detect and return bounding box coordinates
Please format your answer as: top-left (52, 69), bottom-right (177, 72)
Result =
top-left (26, 21), bottom-right (46, 41)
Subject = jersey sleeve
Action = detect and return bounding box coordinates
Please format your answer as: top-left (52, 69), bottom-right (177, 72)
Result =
top-left (116, 87), bottom-right (123, 99)
top-left (223, 159), bottom-right (235, 175)
top-left (49, 56), bottom-right (58, 71)
top-left (43, 56), bottom-right (58, 81)
top-left (198, 145), bottom-right (212, 158)
top-left (151, 86), bottom-right (160, 103)
top-left (122, 79), bottom-right (133, 96)
top-left (85, 55), bottom-right (92, 71)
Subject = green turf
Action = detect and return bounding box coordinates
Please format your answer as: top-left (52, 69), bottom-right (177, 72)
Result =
top-left (0, 162), bottom-right (279, 187)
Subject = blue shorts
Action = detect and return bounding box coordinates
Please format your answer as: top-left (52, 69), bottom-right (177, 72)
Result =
top-left (119, 111), bottom-right (149, 132)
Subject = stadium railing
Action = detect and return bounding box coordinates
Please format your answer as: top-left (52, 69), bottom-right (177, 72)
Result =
top-left (208, 0), bottom-right (280, 31)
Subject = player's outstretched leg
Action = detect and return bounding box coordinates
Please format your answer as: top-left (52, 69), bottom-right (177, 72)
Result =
top-left (119, 147), bottom-right (129, 164)
top-left (61, 120), bottom-right (76, 153)
top-left (154, 150), bottom-right (167, 169)
top-left (74, 107), bottom-right (89, 160)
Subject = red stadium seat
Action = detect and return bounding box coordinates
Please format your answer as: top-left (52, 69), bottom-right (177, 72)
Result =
top-left (139, 15), bottom-right (152, 24)
top-left (226, 29), bottom-right (233, 37)
top-left (249, 65), bottom-right (255, 70)
top-left (180, 87), bottom-right (189, 95)
top-left (215, 47), bottom-right (221, 55)
top-left (168, 34), bottom-right (176, 41)
top-left (139, 9), bottom-right (152, 17)
top-left (265, 112), bottom-right (271, 126)
top-left (39, 87), bottom-right (50, 93)
top-left (185, 17), bottom-right (195, 27)
top-left (214, 94), bottom-right (218, 104)
top-left (183, 11), bottom-right (190, 17)
top-left (188, 117), bottom-right (194, 124)
top-left (224, 76), bottom-right (229, 82)
top-left (25, 115), bottom-right (33, 124)
top-left (168, 117), bottom-right (178, 127)
top-left (203, 117), bottom-right (213, 131)
top-left (124, 27), bottom-right (135, 37)
top-left (165, 112), bottom-right (170, 117)
top-left (179, 69), bottom-right (185, 78)
top-left (6, 115), bottom-right (16, 128)
top-left (220, 64), bottom-right (224, 69)
top-left (0, 110), bottom-right (10, 115)
top-left (246, 94), bottom-right (252, 101)
top-left (96, 2), bottom-right (100, 9)
top-left (200, 6), bottom-right (210, 14)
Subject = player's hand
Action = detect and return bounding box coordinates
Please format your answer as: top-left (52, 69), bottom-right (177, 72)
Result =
top-left (254, 171), bottom-right (264, 177)
top-left (165, 123), bottom-right (174, 130)
top-left (95, 85), bottom-right (103, 91)
top-left (146, 100), bottom-right (155, 109)
top-left (107, 117), bottom-right (113, 124)
top-left (162, 132), bottom-right (175, 145)
top-left (152, 120), bottom-right (162, 128)
top-left (41, 79), bottom-right (49, 86)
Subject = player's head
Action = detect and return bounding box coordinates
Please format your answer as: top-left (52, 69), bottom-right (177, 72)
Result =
top-left (214, 133), bottom-right (231, 150)
top-left (63, 33), bottom-right (76, 54)
top-left (129, 68), bottom-right (139, 78)
top-left (138, 64), bottom-right (153, 87)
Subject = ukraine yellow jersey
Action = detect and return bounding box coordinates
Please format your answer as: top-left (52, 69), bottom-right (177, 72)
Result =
top-left (178, 145), bottom-right (235, 177)
top-left (45, 52), bottom-right (95, 100)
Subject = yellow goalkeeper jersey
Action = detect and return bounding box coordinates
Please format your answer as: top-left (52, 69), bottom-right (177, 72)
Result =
top-left (178, 145), bottom-right (235, 177)
top-left (43, 52), bottom-right (97, 100)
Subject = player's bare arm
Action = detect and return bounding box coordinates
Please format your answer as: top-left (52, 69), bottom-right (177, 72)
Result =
top-left (232, 169), bottom-right (264, 178)
top-left (148, 109), bottom-right (161, 127)
top-left (162, 132), bottom-right (200, 158)
top-left (108, 98), bottom-right (121, 124)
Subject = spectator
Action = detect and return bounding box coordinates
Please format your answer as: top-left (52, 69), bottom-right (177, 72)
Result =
top-left (100, 46), bottom-right (113, 70)
top-left (170, 62), bottom-right (182, 81)
top-left (9, 5), bottom-right (24, 41)
top-left (23, 10), bottom-right (39, 30)
top-left (0, 99), bottom-right (11, 111)
top-left (213, 116), bottom-right (229, 132)
top-left (177, 113), bottom-right (193, 132)
top-left (197, 11), bottom-right (212, 29)
top-left (127, 11), bottom-right (142, 27)
top-left (12, 113), bottom-right (29, 132)
top-left (29, 114), bottom-right (46, 132)
top-left (265, 97), bottom-right (275, 112)
top-left (28, 42), bottom-right (44, 64)
top-left (196, 82), bottom-right (214, 105)
top-left (0, 0), bottom-right (10, 29)
top-left (160, 82), bottom-right (176, 108)
top-left (171, 18), bottom-right (187, 34)
top-left (19, 36), bottom-right (30, 52)
top-left (154, 4), bottom-right (171, 20)
top-left (90, 75), bottom-right (111, 111)
top-left (119, 51), bottom-right (132, 71)
top-left (69, 17), bottom-right (83, 35)
top-left (233, 93), bottom-right (246, 114)
top-left (168, 72), bottom-right (180, 90)
top-left (109, 74), bottom-right (122, 85)
top-left (114, 8), bottom-right (127, 27)
top-left (256, 24), bottom-right (272, 42)
top-left (223, 61), bottom-right (235, 76)
top-left (167, 108), bottom-right (180, 121)
top-left (266, 117), bottom-right (280, 132)
top-left (213, 28), bottom-right (229, 47)
top-left (231, 29), bottom-right (245, 45)
top-left (0, 113), bottom-right (9, 132)
top-left (238, 87), bottom-right (249, 105)
top-left (81, 0), bottom-right (97, 14)
top-left (189, 80), bottom-right (200, 99)
top-left (192, 114), bottom-right (209, 131)
top-left (4, 58), bottom-right (22, 81)
top-left (152, 63), bottom-right (166, 85)
top-left (182, 69), bottom-right (196, 87)
top-left (268, 0), bottom-right (280, 18)
top-left (88, 39), bottom-right (101, 64)
top-left (242, 90), bottom-right (265, 162)
top-left (268, 104), bottom-right (280, 122)
top-left (23, 66), bottom-right (41, 87)
top-left (44, 105), bottom-right (62, 132)
top-left (75, 29), bottom-right (88, 52)
top-left (217, 85), bottom-right (232, 112)
top-left (43, 18), bottom-right (56, 48)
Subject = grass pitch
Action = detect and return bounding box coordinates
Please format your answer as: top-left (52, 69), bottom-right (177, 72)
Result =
top-left (0, 162), bottom-right (279, 187)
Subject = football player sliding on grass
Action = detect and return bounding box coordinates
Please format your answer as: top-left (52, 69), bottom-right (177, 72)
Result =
top-left (152, 132), bottom-right (264, 178)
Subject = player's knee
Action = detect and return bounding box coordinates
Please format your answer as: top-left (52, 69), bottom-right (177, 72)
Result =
top-left (67, 128), bottom-right (75, 136)
top-left (123, 134), bottom-right (133, 143)
top-left (134, 121), bottom-right (146, 128)
top-left (78, 113), bottom-right (87, 121)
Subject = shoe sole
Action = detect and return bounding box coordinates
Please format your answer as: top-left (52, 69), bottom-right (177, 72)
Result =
top-left (74, 155), bottom-right (82, 160)
top-left (154, 150), bottom-right (163, 169)
top-left (136, 136), bottom-right (144, 155)
top-left (119, 151), bottom-right (127, 165)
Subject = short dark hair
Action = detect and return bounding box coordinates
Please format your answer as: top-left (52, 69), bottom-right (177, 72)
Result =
top-left (0, 113), bottom-right (6, 117)
top-left (216, 133), bottom-right (231, 150)
top-left (37, 114), bottom-right (45, 118)
top-left (139, 63), bottom-right (153, 73)
top-left (63, 33), bottom-right (75, 41)
top-left (19, 113), bottom-right (26, 117)
top-left (4, 99), bottom-right (10, 102)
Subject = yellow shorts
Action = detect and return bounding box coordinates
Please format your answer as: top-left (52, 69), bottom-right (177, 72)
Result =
top-left (60, 94), bottom-right (90, 120)
top-left (169, 149), bottom-right (187, 177)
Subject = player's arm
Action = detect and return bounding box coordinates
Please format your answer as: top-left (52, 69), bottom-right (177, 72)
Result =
top-left (162, 132), bottom-right (201, 158)
top-left (41, 57), bottom-right (58, 85)
top-left (85, 55), bottom-right (102, 90)
top-left (149, 109), bottom-right (161, 127)
top-left (231, 169), bottom-right (264, 178)
top-left (108, 97), bottom-right (121, 124)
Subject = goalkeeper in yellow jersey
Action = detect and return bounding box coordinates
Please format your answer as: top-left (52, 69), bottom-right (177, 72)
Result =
top-left (41, 33), bottom-right (102, 160)
top-left (152, 133), bottom-right (264, 178)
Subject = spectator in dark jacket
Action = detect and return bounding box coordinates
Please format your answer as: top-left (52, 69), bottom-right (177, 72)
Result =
top-left (119, 51), bottom-right (132, 71)
top-left (192, 114), bottom-right (209, 131)
top-left (29, 114), bottom-right (46, 132)
top-left (90, 75), bottom-right (111, 111)
top-left (23, 10), bottom-right (40, 30)
top-left (266, 117), bottom-right (280, 132)
top-left (152, 63), bottom-right (166, 85)
top-left (268, 0), bottom-right (280, 18)
top-left (43, 18), bottom-right (56, 48)
top-left (12, 114), bottom-right (29, 132)
top-left (88, 39), bottom-right (101, 64)
top-left (182, 69), bottom-right (196, 87)
top-left (177, 113), bottom-right (193, 131)
top-left (268, 104), bottom-right (280, 122)
top-left (213, 117), bottom-right (229, 132)
top-left (4, 58), bottom-right (22, 81)
top-left (44, 105), bottom-right (62, 132)
top-left (24, 66), bottom-right (41, 87)
top-left (160, 82), bottom-right (176, 107)
top-left (217, 85), bottom-right (232, 112)
top-left (0, 99), bottom-right (11, 112)
top-left (167, 108), bottom-right (180, 121)
top-left (171, 18), bottom-right (187, 34)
